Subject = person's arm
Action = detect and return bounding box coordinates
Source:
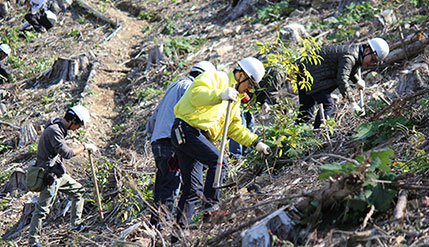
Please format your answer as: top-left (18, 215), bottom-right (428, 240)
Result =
top-left (337, 55), bottom-right (356, 101)
top-left (49, 130), bottom-right (75, 159)
top-left (227, 102), bottom-right (258, 147)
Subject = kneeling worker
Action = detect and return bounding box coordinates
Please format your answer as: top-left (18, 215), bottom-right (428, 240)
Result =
top-left (171, 56), bottom-right (271, 226)
top-left (28, 105), bottom-right (97, 247)
top-left (0, 44), bottom-right (11, 83)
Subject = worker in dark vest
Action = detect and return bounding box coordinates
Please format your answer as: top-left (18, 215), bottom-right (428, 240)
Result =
top-left (28, 105), bottom-right (97, 247)
top-left (296, 38), bottom-right (390, 128)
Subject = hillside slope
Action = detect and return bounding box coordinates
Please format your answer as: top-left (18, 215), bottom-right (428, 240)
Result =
top-left (0, 0), bottom-right (428, 246)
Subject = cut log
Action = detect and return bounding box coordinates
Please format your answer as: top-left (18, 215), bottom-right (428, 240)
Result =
top-left (385, 38), bottom-right (429, 64)
top-left (75, 0), bottom-right (118, 28)
top-left (217, 0), bottom-right (257, 24)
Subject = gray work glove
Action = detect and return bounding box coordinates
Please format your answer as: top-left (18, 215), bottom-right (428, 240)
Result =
top-left (221, 87), bottom-right (238, 101)
top-left (255, 142), bottom-right (271, 155)
top-left (84, 143), bottom-right (97, 152)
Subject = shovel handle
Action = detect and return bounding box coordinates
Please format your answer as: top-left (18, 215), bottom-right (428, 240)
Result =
top-left (213, 99), bottom-right (234, 189)
top-left (89, 151), bottom-right (104, 220)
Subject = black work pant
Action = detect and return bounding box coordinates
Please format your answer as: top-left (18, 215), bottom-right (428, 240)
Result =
top-left (150, 138), bottom-right (181, 229)
top-left (171, 118), bottom-right (226, 226)
top-left (297, 86), bottom-right (336, 129)
top-left (25, 12), bottom-right (54, 33)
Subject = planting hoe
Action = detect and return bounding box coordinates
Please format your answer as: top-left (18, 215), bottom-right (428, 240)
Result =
top-left (88, 150), bottom-right (104, 220)
top-left (213, 98), bottom-right (237, 189)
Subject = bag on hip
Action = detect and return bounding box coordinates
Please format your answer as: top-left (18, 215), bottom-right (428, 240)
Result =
top-left (26, 165), bottom-right (46, 192)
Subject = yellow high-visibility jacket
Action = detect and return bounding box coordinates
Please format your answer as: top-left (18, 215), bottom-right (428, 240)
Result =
top-left (174, 71), bottom-right (258, 147)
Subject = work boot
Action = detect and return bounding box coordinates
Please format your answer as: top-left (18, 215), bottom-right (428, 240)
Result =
top-left (70, 223), bottom-right (86, 232)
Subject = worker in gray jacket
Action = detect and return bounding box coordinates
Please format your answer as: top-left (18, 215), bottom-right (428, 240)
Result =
top-left (28, 105), bottom-right (97, 247)
top-left (0, 44), bottom-right (11, 83)
top-left (145, 61), bottom-right (216, 229)
top-left (296, 37), bottom-right (390, 128)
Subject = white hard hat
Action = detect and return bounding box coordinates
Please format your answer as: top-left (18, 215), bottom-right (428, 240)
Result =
top-left (191, 61), bottom-right (216, 73)
top-left (238, 57), bottom-right (265, 85)
top-left (368, 38), bottom-right (389, 61)
top-left (69, 105), bottom-right (90, 125)
top-left (0, 44), bottom-right (11, 56)
top-left (45, 10), bottom-right (57, 23)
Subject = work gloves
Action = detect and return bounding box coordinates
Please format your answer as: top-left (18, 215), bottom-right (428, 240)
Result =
top-left (221, 87), bottom-right (238, 101)
top-left (256, 142), bottom-right (271, 155)
top-left (84, 143), bottom-right (97, 152)
top-left (351, 102), bottom-right (365, 116)
top-left (356, 79), bottom-right (366, 90)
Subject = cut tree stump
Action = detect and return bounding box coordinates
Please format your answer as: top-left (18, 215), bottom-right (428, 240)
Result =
top-left (18, 122), bottom-right (38, 147)
top-left (217, 0), bottom-right (257, 24)
top-left (0, 1), bottom-right (8, 18)
top-left (0, 168), bottom-right (28, 194)
top-left (35, 55), bottom-right (91, 89)
top-left (145, 45), bottom-right (163, 73)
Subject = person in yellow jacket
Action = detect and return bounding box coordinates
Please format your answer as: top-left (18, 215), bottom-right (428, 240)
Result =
top-left (171, 57), bottom-right (271, 226)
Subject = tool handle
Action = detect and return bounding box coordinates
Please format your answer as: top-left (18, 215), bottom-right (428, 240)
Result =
top-left (213, 99), bottom-right (233, 189)
top-left (89, 151), bottom-right (104, 220)
top-left (359, 89), bottom-right (365, 109)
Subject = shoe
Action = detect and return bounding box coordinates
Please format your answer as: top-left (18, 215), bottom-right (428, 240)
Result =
top-left (70, 223), bottom-right (86, 232)
top-left (31, 243), bottom-right (44, 247)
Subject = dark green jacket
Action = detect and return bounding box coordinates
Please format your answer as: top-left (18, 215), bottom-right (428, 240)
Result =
top-left (301, 44), bottom-right (362, 100)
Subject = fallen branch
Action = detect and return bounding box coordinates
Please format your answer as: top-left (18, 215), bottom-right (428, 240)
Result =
top-left (372, 88), bottom-right (429, 121)
top-left (75, 0), bottom-right (118, 28)
top-left (361, 204), bottom-right (375, 230)
top-left (0, 120), bottom-right (20, 130)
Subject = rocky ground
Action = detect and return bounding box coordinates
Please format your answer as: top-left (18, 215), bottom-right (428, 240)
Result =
top-left (0, 0), bottom-right (428, 246)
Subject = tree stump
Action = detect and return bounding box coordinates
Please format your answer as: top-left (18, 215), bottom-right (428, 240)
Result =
top-left (0, 168), bottom-right (28, 194)
top-left (0, 1), bottom-right (8, 18)
top-left (217, 0), bottom-right (257, 24)
top-left (35, 54), bottom-right (91, 89)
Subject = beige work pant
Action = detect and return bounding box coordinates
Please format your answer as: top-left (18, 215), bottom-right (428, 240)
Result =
top-left (28, 174), bottom-right (85, 244)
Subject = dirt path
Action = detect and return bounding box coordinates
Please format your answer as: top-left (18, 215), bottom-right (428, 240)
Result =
top-left (81, 6), bottom-right (147, 148)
